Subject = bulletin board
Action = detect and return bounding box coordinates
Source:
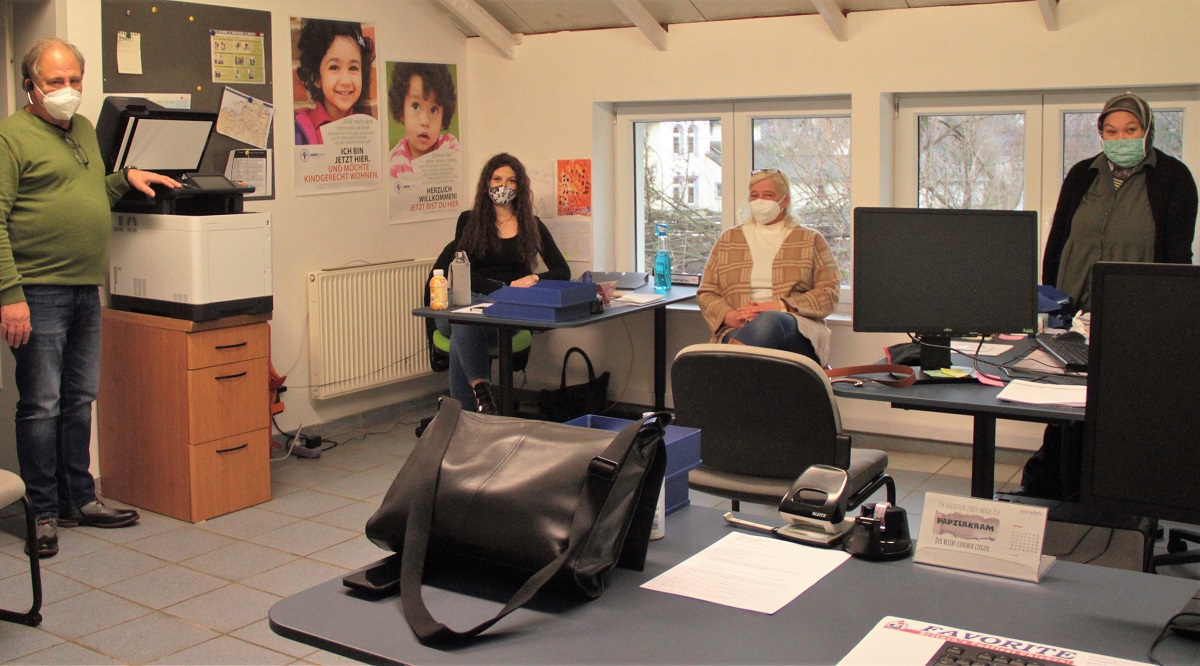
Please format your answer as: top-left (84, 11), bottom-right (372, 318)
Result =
top-left (100, 0), bottom-right (274, 196)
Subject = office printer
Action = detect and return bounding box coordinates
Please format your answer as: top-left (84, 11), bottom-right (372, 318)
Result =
top-left (99, 97), bottom-right (271, 321)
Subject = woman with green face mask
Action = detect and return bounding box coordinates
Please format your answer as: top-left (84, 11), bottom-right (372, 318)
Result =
top-left (1042, 92), bottom-right (1197, 313)
top-left (1018, 93), bottom-right (1198, 502)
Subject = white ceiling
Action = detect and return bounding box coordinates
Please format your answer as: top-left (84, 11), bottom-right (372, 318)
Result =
top-left (441, 0), bottom-right (1039, 38)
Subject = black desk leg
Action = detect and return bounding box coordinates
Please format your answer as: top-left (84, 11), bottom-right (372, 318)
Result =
top-left (654, 307), bottom-right (666, 410)
top-left (971, 416), bottom-right (997, 498)
top-left (496, 324), bottom-right (514, 416)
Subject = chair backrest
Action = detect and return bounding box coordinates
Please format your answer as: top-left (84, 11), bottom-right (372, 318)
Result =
top-left (671, 343), bottom-right (845, 480)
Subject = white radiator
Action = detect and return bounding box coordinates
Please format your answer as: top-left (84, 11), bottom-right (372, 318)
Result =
top-left (307, 259), bottom-right (435, 399)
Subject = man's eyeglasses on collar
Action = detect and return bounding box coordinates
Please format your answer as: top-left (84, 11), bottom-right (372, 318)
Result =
top-left (63, 133), bottom-right (89, 167)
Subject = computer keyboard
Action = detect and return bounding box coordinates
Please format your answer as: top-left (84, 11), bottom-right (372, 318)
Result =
top-left (926, 641), bottom-right (1052, 666)
top-left (1035, 333), bottom-right (1089, 368)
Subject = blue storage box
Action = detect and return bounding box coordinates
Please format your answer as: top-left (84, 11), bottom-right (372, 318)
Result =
top-left (565, 414), bottom-right (701, 515)
top-left (489, 280), bottom-right (597, 307)
top-left (485, 300), bottom-right (592, 322)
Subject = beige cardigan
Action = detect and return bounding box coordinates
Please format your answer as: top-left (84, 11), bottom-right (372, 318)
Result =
top-left (697, 223), bottom-right (841, 365)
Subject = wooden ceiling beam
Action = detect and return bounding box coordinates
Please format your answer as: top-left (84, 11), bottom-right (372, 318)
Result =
top-left (1036, 0), bottom-right (1060, 31)
top-left (429, 0), bottom-right (522, 59)
top-left (613, 0), bottom-right (669, 51)
top-left (811, 0), bottom-right (848, 42)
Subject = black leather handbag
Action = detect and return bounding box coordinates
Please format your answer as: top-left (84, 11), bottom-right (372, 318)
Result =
top-left (360, 398), bottom-right (667, 644)
top-left (538, 346), bottom-right (611, 422)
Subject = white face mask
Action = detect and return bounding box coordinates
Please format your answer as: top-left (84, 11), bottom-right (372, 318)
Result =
top-left (748, 199), bottom-right (783, 224)
top-left (32, 83), bottom-right (82, 121)
top-left (489, 185), bottom-right (517, 206)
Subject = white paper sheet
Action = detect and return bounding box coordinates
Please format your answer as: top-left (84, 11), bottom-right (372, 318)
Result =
top-left (641, 532), bottom-right (849, 614)
top-left (950, 341), bottom-right (1012, 356)
top-left (996, 380), bottom-right (1086, 407)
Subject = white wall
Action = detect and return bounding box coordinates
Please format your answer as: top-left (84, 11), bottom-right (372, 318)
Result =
top-left (53, 0), bottom-right (470, 440)
top-left (462, 0), bottom-right (1200, 452)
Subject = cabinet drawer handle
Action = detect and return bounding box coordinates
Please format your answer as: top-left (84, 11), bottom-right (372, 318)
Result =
top-left (215, 342), bottom-right (249, 350)
top-left (216, 443), bottom-right (249, 454)
top-left (215, 371), bottom-right (248, 381)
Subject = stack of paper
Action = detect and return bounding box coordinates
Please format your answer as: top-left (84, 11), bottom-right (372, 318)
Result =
top-left (614, 293), bottom-right (663, 305)
top-left (996, 380), bottom-right (1086, 408)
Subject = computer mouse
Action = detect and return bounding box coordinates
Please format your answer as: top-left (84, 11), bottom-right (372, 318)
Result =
top-left (1053, 330), bottom-right (1086, 341)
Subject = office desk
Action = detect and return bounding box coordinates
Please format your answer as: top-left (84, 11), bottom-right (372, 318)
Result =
top-left (269, 505), bottom-right (1199, 665)
top-left (832, 340), bottom-right (1084, 498)
top-left (413, 285), bottom-right (696, 415)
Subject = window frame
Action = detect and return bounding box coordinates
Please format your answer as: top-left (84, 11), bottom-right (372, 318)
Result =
top-left (615, 97), bottom-right (852, 299)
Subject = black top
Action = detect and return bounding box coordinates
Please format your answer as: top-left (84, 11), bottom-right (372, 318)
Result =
top-left (435, 211), bottom-right (571, 295)
top-left (1042, 148), bottom-right (1198, 287)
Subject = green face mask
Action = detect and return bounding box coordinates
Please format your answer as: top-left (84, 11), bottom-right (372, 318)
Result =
top-left (1103, 138), bottom-right (1146, 168)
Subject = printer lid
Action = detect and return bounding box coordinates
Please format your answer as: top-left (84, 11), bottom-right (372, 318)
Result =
top-left (96, 96), bottom-right (217, 179)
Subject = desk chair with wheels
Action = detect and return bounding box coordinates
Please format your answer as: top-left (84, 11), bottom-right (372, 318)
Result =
top-left (672, 344), bottom-right (896, 513)
top-left (0, 469), bottom-right (42, 626)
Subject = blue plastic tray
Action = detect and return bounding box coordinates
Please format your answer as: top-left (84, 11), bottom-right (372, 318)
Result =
top-left (485, 300), bottom-right (592, 322)
top-left (488, 280), bottom-right (597, 307)
top-left (566, 414), bottom-right (701, 515)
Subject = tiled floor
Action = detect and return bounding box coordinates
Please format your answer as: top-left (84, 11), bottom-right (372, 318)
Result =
top-left (0, 413), bottom-right (1196, 664)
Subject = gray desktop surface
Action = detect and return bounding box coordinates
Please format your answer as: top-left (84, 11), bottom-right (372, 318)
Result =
top-left (269, 504), bottom-right (1200, 665)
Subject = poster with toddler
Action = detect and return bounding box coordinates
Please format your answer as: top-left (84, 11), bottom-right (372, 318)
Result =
top-left (290, 16), bottom-right (382, 195)
top-left (386, 61), bottom-right (463, 223)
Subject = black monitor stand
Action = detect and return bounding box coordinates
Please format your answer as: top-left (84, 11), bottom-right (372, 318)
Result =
top-left (919, 335), bottom-right (952, 372)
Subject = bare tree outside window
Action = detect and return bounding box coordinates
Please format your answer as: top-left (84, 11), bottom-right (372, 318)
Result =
top-left (637, 120), bottom-right (723, 275)
top-left (1062, 110), bottom-right (1184, 179)
top-left (918, 114), bottom-right (1025, 210)
top-left (635, 115), bottom-right (852, 279)
top-left (753, 117), bottom-right (851, 284)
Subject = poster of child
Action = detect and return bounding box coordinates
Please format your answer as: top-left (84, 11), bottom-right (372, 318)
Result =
top-left (292, 18), bottom-right (376, 145)
top-left (387, 61), bottom-right (463, 222)
top-left (387, 62), bottom-right (460, 175)
top-left (291, 17), bottom-right (381, 195)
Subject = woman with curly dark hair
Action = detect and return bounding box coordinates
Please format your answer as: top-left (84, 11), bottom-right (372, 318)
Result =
top-left (294, 19), bottom-right (374, 145)
top-left (388, 62), bottom-right (459, 176)
top-left (433, 153), bottom-right (570, 413)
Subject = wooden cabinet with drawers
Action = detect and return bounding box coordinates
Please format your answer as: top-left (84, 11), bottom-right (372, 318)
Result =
top-left (98, 309), bottom-right (272, 522)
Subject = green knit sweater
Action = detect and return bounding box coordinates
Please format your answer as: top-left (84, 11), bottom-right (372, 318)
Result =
top-left (0, 111), bottom-right (130, 305)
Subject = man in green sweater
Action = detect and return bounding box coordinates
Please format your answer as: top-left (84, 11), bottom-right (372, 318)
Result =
top-left (0, 38), bottom-right (180, 557)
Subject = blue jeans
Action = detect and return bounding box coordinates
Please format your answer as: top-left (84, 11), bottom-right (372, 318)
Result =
top-left (436, 316), bottom-right (509, 411)
top-left (10, 286), bottom-right (102, 519)
top-left (724, 310), bottom-right (820, 365)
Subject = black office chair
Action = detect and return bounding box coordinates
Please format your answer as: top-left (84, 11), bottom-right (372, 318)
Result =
top-left (671, 344), bottom-right (896, 512)
top-left (0, 469), bottom-right (43, 626)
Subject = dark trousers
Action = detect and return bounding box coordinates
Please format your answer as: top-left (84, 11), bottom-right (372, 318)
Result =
top-left (1020, 422), bottom-right (1084, 501)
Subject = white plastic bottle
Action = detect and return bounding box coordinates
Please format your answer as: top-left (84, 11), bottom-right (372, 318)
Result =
top-left (429, 269), bottom-right (449, 310)
top-left (450, 251), bottom-right (472, 306)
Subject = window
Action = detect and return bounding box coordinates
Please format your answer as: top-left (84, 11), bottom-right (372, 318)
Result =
top-left (899, 96), bottom-right (1042, 212)
top-left (617, 99), bottom-right (852, 286)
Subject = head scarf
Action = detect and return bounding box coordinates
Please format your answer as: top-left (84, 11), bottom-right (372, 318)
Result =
top-left (1098, 92), bottom-right (1155, 154)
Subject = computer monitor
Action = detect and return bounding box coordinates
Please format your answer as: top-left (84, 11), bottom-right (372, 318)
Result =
top-left (1079, 261), bottom-right (1200, 526)
top-left (95, 96), bottom-right (216, 176)
top-left (852, 207), bottom-right (1039, 371)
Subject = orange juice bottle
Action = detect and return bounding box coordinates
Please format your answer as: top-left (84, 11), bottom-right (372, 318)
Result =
top-left (429, 269), bottom-right (449, 310)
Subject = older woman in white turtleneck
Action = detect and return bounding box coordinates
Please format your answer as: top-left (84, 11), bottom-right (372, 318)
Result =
top-left (696, 169), bottom-right (841, 366)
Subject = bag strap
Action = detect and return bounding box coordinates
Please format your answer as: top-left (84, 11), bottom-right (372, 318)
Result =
top-left (560, 347), bottom-right (597, 388)
top-left (825, 364), bottom-right (916, 388)
top-left (399, 403), bottom-right (661, 644)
